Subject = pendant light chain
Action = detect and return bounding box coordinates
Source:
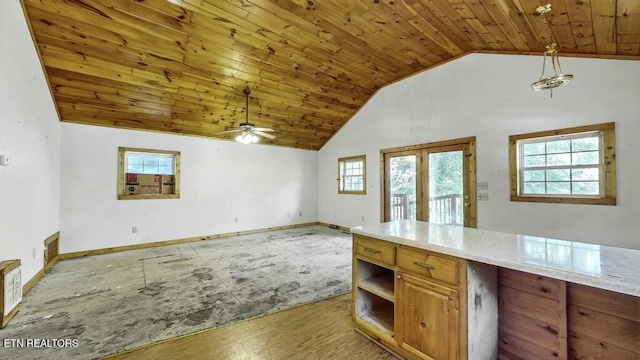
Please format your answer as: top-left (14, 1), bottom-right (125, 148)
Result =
top-left (531, 3), bottom-right (573, 96)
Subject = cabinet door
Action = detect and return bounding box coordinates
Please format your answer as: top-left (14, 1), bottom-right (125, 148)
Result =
top-left (397, 272), bottom-right (459, 360)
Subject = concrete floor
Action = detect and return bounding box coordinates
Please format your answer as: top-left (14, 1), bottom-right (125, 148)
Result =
top-left (0, 225), bottom-right (352, 360)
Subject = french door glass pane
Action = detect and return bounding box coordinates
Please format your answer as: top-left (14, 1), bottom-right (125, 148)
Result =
top-left (390, 155), bottom-right (416, 221)
top-left (428, 151), bottom-right (463, 225)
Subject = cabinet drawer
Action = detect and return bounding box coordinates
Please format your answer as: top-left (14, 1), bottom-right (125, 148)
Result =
top-left (354, 235), bottom-right (395, 266)
top-left (397, 247), bottom-right (458, 286)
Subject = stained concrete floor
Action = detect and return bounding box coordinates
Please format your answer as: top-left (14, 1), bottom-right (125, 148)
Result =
top-left (0, 225), bottom-right (352, 360)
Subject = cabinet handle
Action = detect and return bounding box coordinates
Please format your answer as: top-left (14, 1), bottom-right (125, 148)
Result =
top-left (413, 261), bottom-right (435, 270)
top-left (364, 247), bottom-right (381, 254)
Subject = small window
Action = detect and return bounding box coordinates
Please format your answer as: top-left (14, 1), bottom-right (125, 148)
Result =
top-left (338, 155), bottom-right (366, 195)
top-left (509, 123), bottom-right (615, 205)
top-left (118, 147), bottom-right (180, 200)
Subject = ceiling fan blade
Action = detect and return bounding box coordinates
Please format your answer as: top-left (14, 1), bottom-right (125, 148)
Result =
top-left (253, 131), bottom-right (276, 140)
top-left (216, 129), bottom-right (243, 135)
top-left (252, 128), bottom-right (275, 132)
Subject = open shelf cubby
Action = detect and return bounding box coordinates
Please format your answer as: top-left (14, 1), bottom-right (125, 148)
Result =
top-left (356, 259), bottom-right (395, 302)
top-left (355, 258), bottom-right (395, 336)
top-left (355, 287), bottom-right (394, 336)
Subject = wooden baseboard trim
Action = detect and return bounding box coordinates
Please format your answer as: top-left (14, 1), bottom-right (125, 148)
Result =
top-left (44, 256), bottom-right (59, 273)
top-left (19, 231), bottom-right (62, 295)
top-left (22, 267), bottom-right (45, 295)
top-left (317, 222), bottom-right (352, 232)
top-left (59, 222), bottom-right (321, 260)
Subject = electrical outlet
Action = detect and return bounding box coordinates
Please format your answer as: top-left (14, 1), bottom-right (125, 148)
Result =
top-left (287, 213), bottom-right (290, 218)
top-left (32, 248), bottom-right (36, 259)
top-left (361, 216), bottom-right (365, 222)
top-left (234, 217), bottom-right (238, 223)
top-left (132, 226), bottom-right (137, 233)
top-left (477, 182), bottom-right (489, 190)
top-left (477, 193), bottom-right (489, 201)
top-left (299, 211), bottom-right (302, 217)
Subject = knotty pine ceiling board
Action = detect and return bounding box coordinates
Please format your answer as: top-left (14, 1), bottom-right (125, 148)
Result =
top-left (21, 0), bottom-right (640, 150)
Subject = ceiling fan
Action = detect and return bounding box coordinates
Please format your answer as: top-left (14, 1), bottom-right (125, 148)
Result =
top-left (217, 87), bottom-right (276, 144)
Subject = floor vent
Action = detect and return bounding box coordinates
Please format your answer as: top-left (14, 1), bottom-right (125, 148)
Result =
top-left (0, 260), bottom-right (22, 328)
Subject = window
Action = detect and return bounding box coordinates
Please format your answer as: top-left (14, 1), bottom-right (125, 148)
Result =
top-left (118, 147), bottom-right (180, 200)
top-left (338, 155), bottom-right (366, 194)
top-left (509, 123), bottom-right (616, 205)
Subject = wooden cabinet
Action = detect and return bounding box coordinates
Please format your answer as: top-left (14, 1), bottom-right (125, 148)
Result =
top-left (352, 234), bottom-right (398, 344)
top-left (353, 222), bottom-right (640, 360)
top-left (396, 272), bottom-right (459, 360)
top-left (352, 235), bottom-right (482, 360)
top-left (498, 268), bottom-right (640, 360)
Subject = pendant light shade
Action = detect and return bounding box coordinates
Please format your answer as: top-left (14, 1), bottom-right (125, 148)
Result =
top-left (531, 43), bottom-right (574, 91)
top-left (531, 4), bottom-right (573, 97)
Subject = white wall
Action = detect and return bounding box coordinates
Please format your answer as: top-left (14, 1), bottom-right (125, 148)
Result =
top-left (318, 53), bottom-right (640, 249)
top-left (0, 1), bottom-right (61, 281)
top-left (60, 124), bottom-right (317, 253)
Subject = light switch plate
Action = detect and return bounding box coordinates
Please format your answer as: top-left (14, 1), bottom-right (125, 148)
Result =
top-left (477, 182), bottom-right (488, 190)
top-left (0, 155), bottom-right (11, 166)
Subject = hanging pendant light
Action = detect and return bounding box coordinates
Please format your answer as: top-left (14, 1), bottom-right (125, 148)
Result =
top-left (531, 4), bottom-right (573, 98)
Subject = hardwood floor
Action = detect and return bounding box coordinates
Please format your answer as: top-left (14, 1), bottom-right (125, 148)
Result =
top-left (105, 294), bottom-right (397, 360)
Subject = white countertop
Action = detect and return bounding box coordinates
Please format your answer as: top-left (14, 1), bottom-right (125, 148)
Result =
top-left (351, 220), bottom-right (640, 297)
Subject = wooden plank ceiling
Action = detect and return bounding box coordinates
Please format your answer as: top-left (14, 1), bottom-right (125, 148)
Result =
top-left (22, 0), bottom-right (640, 150)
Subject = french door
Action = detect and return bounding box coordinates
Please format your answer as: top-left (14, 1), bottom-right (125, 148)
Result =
top-left (382, 137), bottom-right (476, 228)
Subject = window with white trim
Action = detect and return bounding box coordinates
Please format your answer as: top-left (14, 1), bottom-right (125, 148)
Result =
top-left (338, 155), bottom-right (366, 194)
top-left (509, 123), bottom-right (616, 205)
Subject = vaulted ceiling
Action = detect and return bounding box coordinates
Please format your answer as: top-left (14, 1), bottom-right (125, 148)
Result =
top-left (21, 0), bottom-right (640, 150)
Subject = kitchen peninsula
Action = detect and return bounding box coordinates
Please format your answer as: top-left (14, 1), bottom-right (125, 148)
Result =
top-left (351, 220), bottom-right (640, 360)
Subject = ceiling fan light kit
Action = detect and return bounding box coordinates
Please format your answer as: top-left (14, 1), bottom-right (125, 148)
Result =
top-left (235, 132), bottom-right (259, 144)
top-left (531, 3), bottom-right (574, 98)
top-left (216, 87), bottom-right (276, 144)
